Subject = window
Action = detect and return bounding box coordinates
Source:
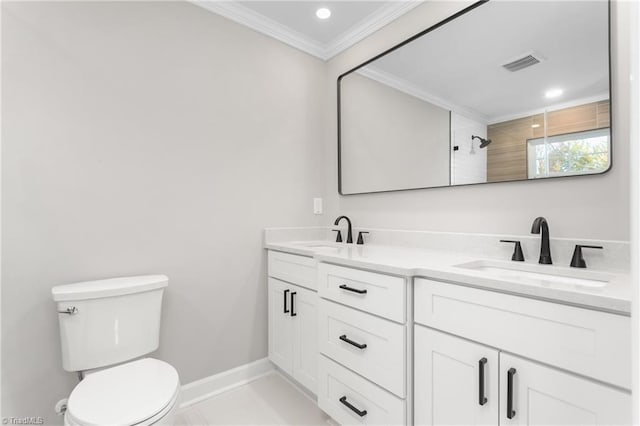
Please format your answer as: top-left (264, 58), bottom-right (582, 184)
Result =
top-left (527, 128), bottom-right (610, 179)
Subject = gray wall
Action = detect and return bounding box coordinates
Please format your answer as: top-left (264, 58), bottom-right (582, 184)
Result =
top-left (326, 0), bottom-right (631, 241)
top-left (1, 1), bottom-right (326, 422)
top-left (340, 72), bottom-right (450, 194)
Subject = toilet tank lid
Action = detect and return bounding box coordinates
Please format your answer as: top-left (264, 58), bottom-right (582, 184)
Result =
top-left (52, 275), bottom-right (168, 302)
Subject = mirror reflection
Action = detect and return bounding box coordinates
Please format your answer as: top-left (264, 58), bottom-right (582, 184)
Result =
top-left (338, 0), bottom-right (610, 195)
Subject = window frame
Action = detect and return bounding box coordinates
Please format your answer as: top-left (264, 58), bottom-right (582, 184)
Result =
top-left (526, 127), bottom-right (611, 179)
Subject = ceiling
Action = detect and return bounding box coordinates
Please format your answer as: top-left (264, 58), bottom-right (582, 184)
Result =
top-left (354, 1), bottom-right (609, 123)
top-left (190, 1), bottom-right (609, 122)
top-left (191, 0), bottom-right (422, 60)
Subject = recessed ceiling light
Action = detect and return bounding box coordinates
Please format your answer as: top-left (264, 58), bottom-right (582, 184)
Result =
top-left (316, 7), bottom-right (331, 20)
top-left (545, 88), bottom-right (563, 98)
top-left (531, 123), bottom-right (541, 128)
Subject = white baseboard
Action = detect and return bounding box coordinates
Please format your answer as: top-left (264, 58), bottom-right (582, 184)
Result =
top-left (272, 365), bottom-right (317, 404)
top-left (180, 358), bottom-right (275, 408)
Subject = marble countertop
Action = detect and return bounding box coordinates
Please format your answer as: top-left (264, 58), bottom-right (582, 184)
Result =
top-left (265, 240), bottom-right (631, 315)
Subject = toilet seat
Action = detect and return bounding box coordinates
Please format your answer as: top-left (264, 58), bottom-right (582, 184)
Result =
top-left (65, 358), bottom-right (180, 426)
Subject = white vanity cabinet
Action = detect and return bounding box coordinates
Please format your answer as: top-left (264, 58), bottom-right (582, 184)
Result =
top-left (499, 353), bottom-right (630, 426)
top-left (268, 278), bottom-right (293, 371)
top-left (267, 251), bottom-right (318, 394)
top-left (265, 245), bottom-right (631, 426)
top-left (414, 278), bottom-right (632, 426)
top-left (316, 262), bottom-right (410, 425)
top-left (414, 327), bottom-right (499, 425)
top-left (268, 250), bottom-right (317, 289)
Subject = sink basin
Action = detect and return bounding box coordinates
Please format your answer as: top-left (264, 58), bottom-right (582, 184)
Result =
top-left (454, 260), bottom-right (611, 288)
top-left (291, 242), bottom-right (343, 252)
top-left (308, 245), bottom-right (341, 252)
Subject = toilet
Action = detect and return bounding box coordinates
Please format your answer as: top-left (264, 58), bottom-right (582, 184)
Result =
top-left (52, 275), bottom-right (181, 426)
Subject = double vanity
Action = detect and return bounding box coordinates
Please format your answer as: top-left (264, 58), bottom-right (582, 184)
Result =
top-left (263, 0), bottom-right (625, 423)
top-left (264, 224), bottom-right (631, 425)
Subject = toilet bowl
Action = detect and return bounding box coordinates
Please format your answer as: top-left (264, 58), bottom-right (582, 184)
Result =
top-left (64, 358), bottom-right (181, 426)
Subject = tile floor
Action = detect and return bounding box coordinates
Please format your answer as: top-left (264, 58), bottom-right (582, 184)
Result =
top-left (176, 373), bottom-right (335, 425)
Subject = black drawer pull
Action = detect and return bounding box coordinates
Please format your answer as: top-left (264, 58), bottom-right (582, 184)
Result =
top-left (339, 396), bottom-right (367, 417)
top-left (290, 291), bottom-right (297, 317)
top-left (339, 284), bottom-right (367, 294)
top-left (507, 368), bottom-right (516, 419)
top-left (339, 334), bottom-right (367, 349)
top-left (283, 289), bottom-right (289, 314)
top-left (478, 357), bottom-right (487, 406)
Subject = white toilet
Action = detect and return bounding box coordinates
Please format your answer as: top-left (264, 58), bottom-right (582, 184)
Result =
top-left (52, 275), bottom-right (181, 426)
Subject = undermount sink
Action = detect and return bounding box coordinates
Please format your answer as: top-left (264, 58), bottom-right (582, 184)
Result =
top-left (454, 259), bottom-right (611, 288)
top-left (292, 242), bottom-right (343, 252)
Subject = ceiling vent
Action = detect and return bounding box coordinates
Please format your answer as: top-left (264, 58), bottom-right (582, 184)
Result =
top-left (502, 54), bottom-right (541, 72)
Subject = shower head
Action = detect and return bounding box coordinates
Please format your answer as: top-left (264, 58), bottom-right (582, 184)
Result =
top-left (471, 135), bottom-right (492, 149)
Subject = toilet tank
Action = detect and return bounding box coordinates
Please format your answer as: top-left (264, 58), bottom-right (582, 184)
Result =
top-left (52, 275), bottom-right (169, 372)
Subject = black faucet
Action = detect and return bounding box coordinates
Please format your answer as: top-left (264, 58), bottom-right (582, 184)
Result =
top-left (531, 217), bottom-right (552, 264)
top-left (334, 215), bottom-right (353, 244)
top-left (570, 244), bottom-right (603, 268)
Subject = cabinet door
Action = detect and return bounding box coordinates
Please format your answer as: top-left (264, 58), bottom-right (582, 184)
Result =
top-left (291, 285), bottom-right (318, 394)
top-left (415, 326), bottom-right (499, 426)
top-left (268, 278), bottom-right (293, 374)
top-left (500, 353), bottom-right (631, 425)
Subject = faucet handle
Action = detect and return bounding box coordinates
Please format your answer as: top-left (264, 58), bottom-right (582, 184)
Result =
top-left (332, 229), bottom-right (343, 243)
top-left (570, 245), bottom-right (603, 268)
top-left (356, 231), bottom-right (369, 245)
top-left (500, 240), bottom-right (525, 262)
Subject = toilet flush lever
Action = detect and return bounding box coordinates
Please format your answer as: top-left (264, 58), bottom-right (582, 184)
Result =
top-left (58, 307), bottom-right (78, 315)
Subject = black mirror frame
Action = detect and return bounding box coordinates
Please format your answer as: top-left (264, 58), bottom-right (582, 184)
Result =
top-left (337, 0), bottom-right (612, 196)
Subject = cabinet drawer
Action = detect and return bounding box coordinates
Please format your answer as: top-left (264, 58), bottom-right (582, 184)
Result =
top-left (319, 300), bottom-right (406, 397)
top-left (414, 278), bottom-right (631, 389)
top-left (318, 355), bottom-right (405, 426)
top-left (318, 263), bottom-right (406, 323)
top-left (268, 250), bottom-right (317, 290)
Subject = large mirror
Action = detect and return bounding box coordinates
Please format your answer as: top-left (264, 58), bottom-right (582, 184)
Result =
top-left (338, 0), bottom-right (611, 195)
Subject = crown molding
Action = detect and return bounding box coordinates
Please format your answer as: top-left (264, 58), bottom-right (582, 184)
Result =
top-left (191, 0), bottom-right (327, 59)
top-left (487, 93), bottom-right (610, 125)
top-left (324, 1), bottom-right (423, 59)
top-left (357, 66), bottom-right (489, 124)
top-left (356, 66), bottom-right (610, 126)
top-left (190, 1), bottom-right (424, 61)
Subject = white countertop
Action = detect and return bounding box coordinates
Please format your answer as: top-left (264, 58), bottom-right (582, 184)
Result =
top-left (265, 240), bottom-right (631, 315)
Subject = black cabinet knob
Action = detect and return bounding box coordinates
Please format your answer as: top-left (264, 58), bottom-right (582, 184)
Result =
top-left (507, 368), bottom-right (517, 419)
top-left (290, 292), bottom-right (297, 317)
top-left (339, 334), bottom-right (367, 349)
top-left (339, 396), bottom-right (367, 417)
top-left (478, 358), bottom-right (488, 406)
